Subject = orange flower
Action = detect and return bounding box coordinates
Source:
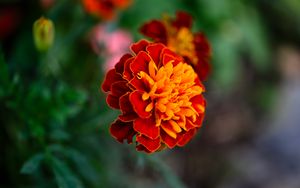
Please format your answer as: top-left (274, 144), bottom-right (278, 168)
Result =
top-left (82, 0), bottom-right (131, 20)
top-left (102, 40), bottom-right (206, 153)
top-left (140, 11), bottom-right (211, 81)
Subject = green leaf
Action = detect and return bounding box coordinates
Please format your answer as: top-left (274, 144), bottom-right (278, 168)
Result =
top-left (51, 156), bottom-right (84, 188)
top-left (20, 153), bottom-right (44, 174)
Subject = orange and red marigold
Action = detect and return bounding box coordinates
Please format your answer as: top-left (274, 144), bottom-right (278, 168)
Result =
top-left (140, 11), bottom-right (211, 81)
top-left (102, 40), bottom-right (206, 153)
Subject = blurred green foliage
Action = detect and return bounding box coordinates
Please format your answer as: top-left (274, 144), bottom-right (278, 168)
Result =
top-left (1, 0), bottom-right (299, 187)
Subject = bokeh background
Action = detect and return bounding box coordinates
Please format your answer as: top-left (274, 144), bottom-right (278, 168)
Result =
top-left (1, 0), bottom-right (300, 187)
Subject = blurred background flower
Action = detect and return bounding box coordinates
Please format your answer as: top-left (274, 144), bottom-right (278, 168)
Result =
top-left (90, 23), bottom-right (132, 71)
top-left (82, 0), bottom-right (132, 20)
top-left (1, 0), bottom-right (300, 187)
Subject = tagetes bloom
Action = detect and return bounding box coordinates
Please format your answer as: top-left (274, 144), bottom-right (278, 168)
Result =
top-left (82, 0), bottom-right (131, 20)
top-left (102, 40), bottom-right (206, 153)
top-left (140, 11), bottom-right (211, 81)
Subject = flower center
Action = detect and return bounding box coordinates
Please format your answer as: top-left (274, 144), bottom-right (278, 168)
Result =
top-left (138, 60), bottom-right (203, 138)
top-left (168, 28), bottom-right (198, 65)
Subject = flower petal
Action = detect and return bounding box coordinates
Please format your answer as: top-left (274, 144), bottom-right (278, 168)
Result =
top-left (123, 57), bottom-right (134, 81)
top-left (177, 128), bottom-right (197, 147)
top-left (101, 69), bottom-right (123, 92)
top-left (129, 90), bottom-right (152, 118)
top-left (119, 92), bottom-right (138, 122)
top-left (136, 144), bottom-right (151, 153)
top-left (106, 94), bottom-right (120, 109)
top-left (194, 33), bottom-right (211, 81)
top-left (190, 95), bottom-right (206, 114)
top-left (110, 119), bottom-right (136, 144)
top-left (172, 11), bottom-right (193, 29)
top-left (140, 20), bottom-right (167, 44)
top-left (130, 51), bottom-right (151, 75)
top-left (130, 39), bottom-right (149, 54)
top-left (146, 43), bottom-right (165, 66)
top-left (136, 134), bottom-right (161, 153)
top-left (161, 128), bottom-right (178, 148)
top-left (129, 76), bottom-right (149, 92)
top-left (192, 114), bottom-right (205, 128)
top-left (161, 48), bottom-right (182, 66)
top-left (133, 117), bottom-right (159, 139)
top-left (111, 81), bottom-right (131, 97)
top-left (115, 53), bottom-right (133, 74)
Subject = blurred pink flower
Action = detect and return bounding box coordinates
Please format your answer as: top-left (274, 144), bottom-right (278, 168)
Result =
top-left (90, 24), bottom-right (133, 72)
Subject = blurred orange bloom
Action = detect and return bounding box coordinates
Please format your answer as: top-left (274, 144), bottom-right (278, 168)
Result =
top-left (102, 40), bottom-right (206, 153)
top-left (82, 0), bottom-right (132, 20)
top-left (140, 11), bottom-right (212, 81)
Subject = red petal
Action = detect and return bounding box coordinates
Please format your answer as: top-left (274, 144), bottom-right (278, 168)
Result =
top-left (136, 134), bottom-right (161, 153)
top-left (129, 76), bottom-right (149, 92)
top-left (129, 91), bottom-right (152, 118)
top-left (119, 93), bottom-right (138, 122)
top-left (136, 144), bottom-right (152, 153)
top-left (130, 51), bottom-right (151, 75)
top-left (161, 48), bottom-right (182, 66)
top-left (185, 119), bottom-right (195, 131)
top-left (146, 43), bottom-right (165, 66)
top-left (190, 95), bottom-right (206, 114)
top-left (115, 53), bottom-right (133, 74)
top-left (194, 77), bottom-right (206, 92)
top-left (177, 128), bottom-right (197, 147)
top-left (111, 81), bottom-right (131, 98)
top-left (130, 39), bottom-right (150, 54)
top-left (194, 33), bottom-right (211, 58)
top-left (123, 57), bottom-right (134, 81)
top-left (133, 117), bottom-right (159, 139)
top-left (161, 128), bottom-right (178, 148)
top-left (106, 94), bottom-right (120, 109)
top-left (110, 119), bottom-right (136, 144)
top-left (193, 114), bottom-right (205, 128)
top-left (101, 69), bottom-right (123, 92)
top-left (140, 20), bottom-right (167, 44)
top-left (194, 33), bottom-right (211, 81)
top-left (172, 11), bottom-right (193, 29)
top-left (194, 58), bottom-right (211, 81)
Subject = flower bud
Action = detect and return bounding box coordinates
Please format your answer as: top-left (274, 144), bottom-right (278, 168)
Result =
top-left (33, 16), bottom-right (54, 51)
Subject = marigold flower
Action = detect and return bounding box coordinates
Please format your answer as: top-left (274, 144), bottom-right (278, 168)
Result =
top-left (140, 11), bottom-right (211, 81)
top-left (82, 0), bottom-right (132, 20)
top-left (101, 40), bottom-right (206, 153)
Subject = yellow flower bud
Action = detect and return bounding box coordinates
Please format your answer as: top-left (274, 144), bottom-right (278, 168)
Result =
top-left (33, 16), bottom-right (54, 51)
